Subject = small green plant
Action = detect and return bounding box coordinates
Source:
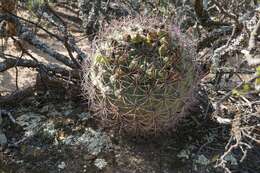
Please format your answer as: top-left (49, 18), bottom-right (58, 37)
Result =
top-left (26, 0), bottom-right (54, 11)
top-left (232, 66), bottom-right (260, 96)
top-left (82, 17), bottom-right (198, 135)
top-left (27, 0), bottom-right (45, 10)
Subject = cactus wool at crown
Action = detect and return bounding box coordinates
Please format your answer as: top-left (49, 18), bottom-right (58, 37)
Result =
top-left (82, 17), bottom-right (198, 135)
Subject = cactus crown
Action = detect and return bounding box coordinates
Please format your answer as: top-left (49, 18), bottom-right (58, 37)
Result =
top-left (82, 17), bottom-right (197, 135)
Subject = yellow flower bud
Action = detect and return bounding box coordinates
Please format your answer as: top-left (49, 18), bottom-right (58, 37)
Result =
top-left (158, 44), bottom-right (168, 57)
top-left (159, 37), bottom-right (169, 45)
top-left (242, 83), bottom-right (251, 93)
top-left (146, 31), bottom-right (158, 43)
top-left (131, 33), bottom-right (145, 44)
top-left (158, 70), bottom-right (165, 78)
top-left (146, 65), bottom-right (156, 78)
top-left (95, 54), bottom-right (110, 64)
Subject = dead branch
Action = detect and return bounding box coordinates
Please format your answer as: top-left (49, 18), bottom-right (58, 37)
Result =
top-left (211, 0), bottom-right (240, 25)
top-left (214, 74), bottom-right (259, 118)
top-left (0, 56), bottom-right (38, 72)
top-left (0, 86), bottom-right (35, 106)
top-left (0, 12), bottom-right (79, 69)
top-left (192, 0), bottom-right (230, 29)
top-left (36, 71), bottom-right (81, 100)
top-left (242, 18), bottom-right (260, 66)
top-left (248, 19), bottom-right (260, 53)
top-left (197, 26), bottom-right (233, 50)
top-left (35, 4), bottom-right (87, 62)
top-left (0, 56), bottom-right (80, 80)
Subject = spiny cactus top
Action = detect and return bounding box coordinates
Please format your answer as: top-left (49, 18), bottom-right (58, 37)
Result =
top-left (82, 17), bottom-right (197, 135)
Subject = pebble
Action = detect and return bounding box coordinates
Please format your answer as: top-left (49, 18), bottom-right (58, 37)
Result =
top-left (94, 158), bottom-right (107, 170)
top-left (58, 161), bottom-right (66, 169)
top-left (0, 131), bottom-right (7, 145)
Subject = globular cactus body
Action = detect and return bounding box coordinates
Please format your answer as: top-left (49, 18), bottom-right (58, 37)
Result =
top-left (82, 17), bottom-right (198, 135)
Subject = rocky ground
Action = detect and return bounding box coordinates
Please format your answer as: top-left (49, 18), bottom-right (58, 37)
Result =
top-left (0, 91), bottom-right (259, 173)
top-left (0, 2), bottom-right (259, 173)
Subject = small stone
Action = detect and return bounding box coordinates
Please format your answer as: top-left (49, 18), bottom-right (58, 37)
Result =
top-left (58, 161), bottom-right (66, 169)
top-left (224, 153), bottom-right (238, 166)
top-left (40, 104), bottom-right (54, 113)
top-left (177, 149), bottom-right (190, 159)
top-left (0, 131), bottom-right (7, 145)
top-left (63, 110), bottom-right (73, 116)
top-left (77, 112), bottom-right (91, 121)
top-left (195, 155), bottom-right (210, 165)
top-left (76, 128), bottom-right (112, 155)
top-left (47, 110), bottom-right (62, 117)
top-left (94, 158), bottom-right (107, 170)
top-left (42, 121), bottom-right (56, 137)
top-left (16, 113), bottom-right (43, 131)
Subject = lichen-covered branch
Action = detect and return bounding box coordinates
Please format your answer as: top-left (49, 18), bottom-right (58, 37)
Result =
top-left (0, 56), bottom-right (80, 79)
top-left (78, 0), bottom-right (101, 36)
top-left (248, 19), bottom-right (260, 53)
top-left (242, 19), bottom-right (260, 66)
top-left (19, 28), bottom-right (76, 68)
top-left (192, 0), bottom-right (230, 28)
top-left (36, 4), bottom-right (87, 63)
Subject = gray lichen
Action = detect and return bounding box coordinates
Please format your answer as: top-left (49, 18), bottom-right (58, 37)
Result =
top-left (62, 127), bottom-right (112, 155)
top-left (0, 130), bottom-right (7, 145)
top-left (16, 113), bottom-right (44, 137)
top-left (94, 158), bottom-right (108, 170)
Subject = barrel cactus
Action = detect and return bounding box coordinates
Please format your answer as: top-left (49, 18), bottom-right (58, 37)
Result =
top-left (82, 17), bottom-right (198, 135)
